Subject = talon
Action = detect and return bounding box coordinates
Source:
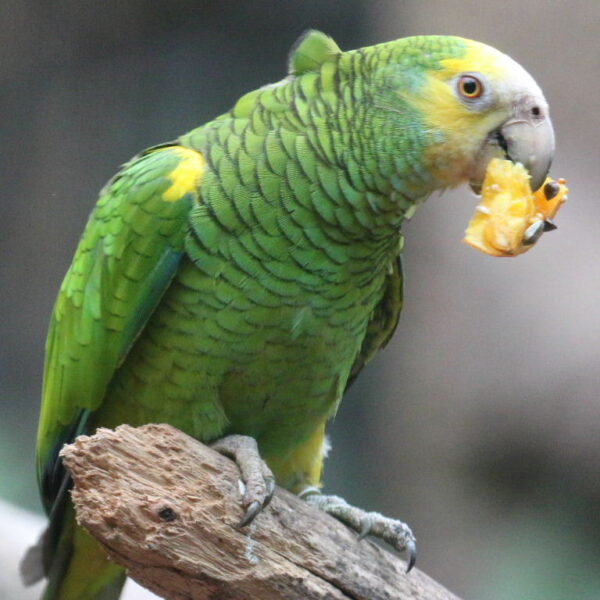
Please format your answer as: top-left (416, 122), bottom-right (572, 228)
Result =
top-left (238, 500), bottom-right (262, 528)
top-left (301, 490), bottom-right (416, 568)
top-left (405, 539), bottom-right (417, 573)
top-left (298, 486), bottom-right (321, 499)
top-left (212, 434), bottom-right (275, 527)
top-left (543, 219), bottom-right (557, 232)
top-left (263, 476), bottom-right (276, 508)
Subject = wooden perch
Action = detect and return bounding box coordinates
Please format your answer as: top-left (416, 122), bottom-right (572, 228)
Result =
top-left (60, 424), bottom-right (461, 600)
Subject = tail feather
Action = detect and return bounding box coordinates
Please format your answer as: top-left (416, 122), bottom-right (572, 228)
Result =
top-left (20, 533), bottom-right (46, 586)
top-left (21, 501), bottom-right (126, 600)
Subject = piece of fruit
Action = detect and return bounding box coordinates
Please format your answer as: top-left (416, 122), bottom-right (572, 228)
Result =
top-left (464, 158), bottom-right (568, 257)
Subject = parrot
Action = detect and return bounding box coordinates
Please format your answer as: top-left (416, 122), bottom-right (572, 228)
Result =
top-left (24, 30), bottom-right (555, 600)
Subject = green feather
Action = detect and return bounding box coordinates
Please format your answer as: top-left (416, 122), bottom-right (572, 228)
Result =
top-left (288, 30), bottom-right (342, 75)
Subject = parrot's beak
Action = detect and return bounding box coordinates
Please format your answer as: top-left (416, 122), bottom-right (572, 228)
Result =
top-left (470, 105), bottom-right (555, 194)
top-left (498, 111), bottom-right (555, 191)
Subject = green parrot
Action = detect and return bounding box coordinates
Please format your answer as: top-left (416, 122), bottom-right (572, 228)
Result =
top-left (25, 31), bottom-right (555, 600)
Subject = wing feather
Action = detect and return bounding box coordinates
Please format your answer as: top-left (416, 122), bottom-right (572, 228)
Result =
top-left (346, 255), bottom-right (404, 389)
top-left (37, 144), bottom-right (205, 510)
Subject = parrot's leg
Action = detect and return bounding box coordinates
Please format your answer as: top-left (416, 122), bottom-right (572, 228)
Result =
top-left (211, 434), bottom-right (276, 527)
top-left (299, 487), bottom-right (417, 572)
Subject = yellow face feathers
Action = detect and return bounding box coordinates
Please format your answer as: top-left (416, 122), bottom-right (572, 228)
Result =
top-left (403, 39), bottom-right (549, 187)
top-left (438, 40), bottom-right (521, 83)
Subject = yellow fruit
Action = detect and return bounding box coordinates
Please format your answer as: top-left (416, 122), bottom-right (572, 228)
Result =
top-left (464, 158), bottom-right (567, 257)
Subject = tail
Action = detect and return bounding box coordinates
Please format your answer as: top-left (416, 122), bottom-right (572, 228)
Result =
top-left (27, 409), bottom-right (126, 599)
top-left (21, 501), bottom-right (126, 600)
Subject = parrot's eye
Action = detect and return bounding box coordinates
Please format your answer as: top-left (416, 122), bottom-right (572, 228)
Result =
top-left (457, 75), bottom-right (484, 99)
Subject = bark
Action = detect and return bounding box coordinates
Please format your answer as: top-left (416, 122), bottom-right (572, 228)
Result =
top-left (60, 424), bottom-right (461, 600)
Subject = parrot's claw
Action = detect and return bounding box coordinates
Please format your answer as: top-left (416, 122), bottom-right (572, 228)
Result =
top-left (263, 475), bottom-right (276, 507)
top-left (405, 539), bottom-right (417, 573)
top-left (211, 434), bottom-right (275, 528)
top-left (299, 489), bottom-right (417, 572)
top-left (238, 474), bottom-right (275, 526)
top-left (237, 500), bottom-right (262, 528)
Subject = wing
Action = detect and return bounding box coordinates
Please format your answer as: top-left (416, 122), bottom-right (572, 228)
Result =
top-left (37, 143), bottom-right (206, 512)
top-left (346, 255), bottom-right (404, 389)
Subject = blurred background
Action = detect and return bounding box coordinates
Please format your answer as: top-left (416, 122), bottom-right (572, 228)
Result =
top-left (1, 1), bottom-right (598, 599)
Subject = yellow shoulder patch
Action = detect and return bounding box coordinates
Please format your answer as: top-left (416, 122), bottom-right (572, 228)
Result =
top-left (162, 147), bottom-right (206, 202)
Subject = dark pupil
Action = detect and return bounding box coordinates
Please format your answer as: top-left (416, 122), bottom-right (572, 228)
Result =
top-left (463, 79), bottom-right (478, 95)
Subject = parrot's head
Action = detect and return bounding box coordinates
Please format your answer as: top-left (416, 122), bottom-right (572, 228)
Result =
top-left (381, 37), bottom-right (555, 193)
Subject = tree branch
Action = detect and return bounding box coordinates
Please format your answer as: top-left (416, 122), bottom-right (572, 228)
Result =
top-left (60, 424), bottom-right (461, 600)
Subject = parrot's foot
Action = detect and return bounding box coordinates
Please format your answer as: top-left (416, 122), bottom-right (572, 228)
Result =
top-left (299, 487), bottom-right (417, 572)
top-left (211, 434), bottom-right (275, 527)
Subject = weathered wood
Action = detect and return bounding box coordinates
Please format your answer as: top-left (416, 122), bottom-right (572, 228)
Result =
top-left (60, 424), bottom-right (460, 600)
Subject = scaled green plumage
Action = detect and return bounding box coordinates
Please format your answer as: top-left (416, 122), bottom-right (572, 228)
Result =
top-left (28, 30), bottom-right (555, 599)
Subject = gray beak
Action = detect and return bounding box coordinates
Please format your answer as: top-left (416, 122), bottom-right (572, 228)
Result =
top-left (500, 110), bottom-right (555, 191)
top-left (470, 104), bottom-right (555, 194)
